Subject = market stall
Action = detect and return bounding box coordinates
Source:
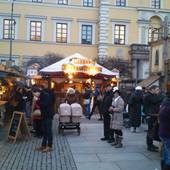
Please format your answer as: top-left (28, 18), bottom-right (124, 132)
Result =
top-left (40, 53), bottom-right (119, 88)
top-left (0, 64), bottom-right (23, 125)
top-left (39, 53), bottom-right (119, 108)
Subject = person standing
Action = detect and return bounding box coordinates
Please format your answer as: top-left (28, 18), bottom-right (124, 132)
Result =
top-left (35, 84), bottom-right (54, 152)
top-left (143, 85), bottom-right (163, 152)
top-left (100, 84), bottom-right (113, 141)
top-left (24, 86), bottom-right (33, 119)
top-left (128, 86), bottom-right (143, 133)
top-left (88, 86), bottom-right (103, 120)
top-left (159, 91), bottom-right (170, 170)
top-left (83, 84), bottom-right (92, 118)
top-left (109, 89), bottom-right (125, 148)
top-left (65, 88), bottom-right (77, 104)
top-left (14, 87), bottom-right (25, 112)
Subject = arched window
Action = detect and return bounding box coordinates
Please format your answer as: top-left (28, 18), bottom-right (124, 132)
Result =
top-left (148, 16), bottom-right (162, 42)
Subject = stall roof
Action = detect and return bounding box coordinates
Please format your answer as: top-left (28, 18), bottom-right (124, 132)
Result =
top-left (0, 70), bottom-right (21, 78)
top-left (40, 53), bottom-right (119, 78)
top-left (137, 75), bottom-right (160, 88)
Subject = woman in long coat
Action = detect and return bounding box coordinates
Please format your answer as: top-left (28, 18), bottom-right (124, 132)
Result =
top-left (109, 89), bottom-right (125, 148)
top-left (128, 86), bottom-right (143, 133)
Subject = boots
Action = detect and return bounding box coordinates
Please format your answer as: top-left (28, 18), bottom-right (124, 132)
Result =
top-left (111, 135), bottom-right (119, 146)
top-left (114, 136), bottom-right (123, 148)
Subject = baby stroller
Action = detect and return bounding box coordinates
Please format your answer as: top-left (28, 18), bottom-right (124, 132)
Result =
top-left (58, 103), bottom-right (82, 135)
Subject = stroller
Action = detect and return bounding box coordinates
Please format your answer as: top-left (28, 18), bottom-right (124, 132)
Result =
top-left (58, 103), bottom-right (82, 135)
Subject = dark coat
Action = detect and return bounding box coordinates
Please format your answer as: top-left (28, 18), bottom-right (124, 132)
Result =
top-left (159, 98), bottom-right (170, 139)
top-left (83, 88), bottom-right (92, 99)
top-left (101, 91), bottom-right (113, 116)
top-left (143, 92), bottom-right (163, 116)
top-left (128, 90), bottom-right (143, 127)
top-left (39, 88), bottom-right (54, 119)
top-left (14, 91), bottom-right (25, 112)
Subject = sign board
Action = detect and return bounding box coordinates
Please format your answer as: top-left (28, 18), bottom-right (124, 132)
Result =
top-left (8, 111), bottom-right (30, 142)
top-left (62, 64), bottom-right (102, 75)
top-left (69, 57), bottom-right (95, 65)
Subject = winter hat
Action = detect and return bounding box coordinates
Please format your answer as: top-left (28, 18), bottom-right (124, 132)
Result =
top-left (135, 86), bottom-right (142, 90)
top-left (67, 88), bottom-right (75, 94)
top-left (113, 86), bottom-right (119, 93)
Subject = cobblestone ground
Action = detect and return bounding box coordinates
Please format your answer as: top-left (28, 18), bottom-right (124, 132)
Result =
top-left (0, 128), bottom-right (77, 170)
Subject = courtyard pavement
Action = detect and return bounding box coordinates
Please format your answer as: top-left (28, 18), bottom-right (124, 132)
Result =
top-left (0, 114), bottom-right (161, 170)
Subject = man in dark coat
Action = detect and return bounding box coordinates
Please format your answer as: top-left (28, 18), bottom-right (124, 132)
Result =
top-left (35, 84), bottom-right (54, 152)
top-left (128, 86), bottom-right (143, 133)
top-left (159, 91), bottom-right (170, 170)
top-left (143, 85), bottom-right (163, 152)
top-left (100, 84), bottom-right (113, 141)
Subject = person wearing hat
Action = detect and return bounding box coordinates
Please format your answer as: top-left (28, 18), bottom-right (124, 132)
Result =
top-left (128, 86), bottom-right (143, 133)
top-left (65, 87), bottom-right (77, 104)
top-left (143, 85), bottom-right (163, 152)
top-left (109, 88), bottom-right (125, 148)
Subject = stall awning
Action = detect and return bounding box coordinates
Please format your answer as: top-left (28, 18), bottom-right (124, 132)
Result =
top-left (0, 70), bottom-right (21, 78)
top-left (0, 71), bottom-right (8, 78)
top-left (137, 75), bottom-right (160, 87)
top-left (40, 53), bottom-right (119, 78)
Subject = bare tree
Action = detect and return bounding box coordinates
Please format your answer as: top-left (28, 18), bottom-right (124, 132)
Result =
top-left (24, 52), bottom-right (64, 75)
top-left (97, 56), bottom-right (132, 78)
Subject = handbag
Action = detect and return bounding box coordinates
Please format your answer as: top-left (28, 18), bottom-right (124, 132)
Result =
top-left (32, 109), bottom-right (41, 116)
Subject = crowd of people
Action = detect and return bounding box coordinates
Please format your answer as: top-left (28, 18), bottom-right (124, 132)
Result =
top-left (87, 84), bottom-right (170, 170)
top-left (5, 84), bottom-right (55, 153)
top-left (3, 82), bottom-right (170, 169)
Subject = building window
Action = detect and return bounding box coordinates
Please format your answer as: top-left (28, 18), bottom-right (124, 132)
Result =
top-left (83, 0), bottom-right (93, 7)
top-left (30, 21), bottom-right (42, 41)
top-left (58, 0), bottom-right (68, 5)
top-left (56, 23), bottom-right (68, 43)
top-left (155, 50), bottom-right (159, 65)
top-left (3, 19), bottom-right (15, 39)
top-left (114, 24), bottom-right (125, 45)
top-left (32, 0), bottom-right (42, 2)
top-left (81, 25), bottom-right (92, 44)
top-left (151, 0), bottom-right (160, 9)
top-left (148, 27), bottom-right (161, 42)
top-left (116, 0), bottom-right (126, 6)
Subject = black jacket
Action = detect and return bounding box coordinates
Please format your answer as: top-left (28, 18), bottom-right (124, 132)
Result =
top-left (128, 90), bottom-right (143, 115)
top-left (101, 90), bottom-right (113, 115)
top-left (143, 92), bottom-right (163, 116)
top-left (39, 88), bottom-right (54, 119)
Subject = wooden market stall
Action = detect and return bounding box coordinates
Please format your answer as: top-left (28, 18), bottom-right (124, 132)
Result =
top-left (0, 64), bottom-right (23, 125)
top-left (39, 53), bottom-right (119, 108)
